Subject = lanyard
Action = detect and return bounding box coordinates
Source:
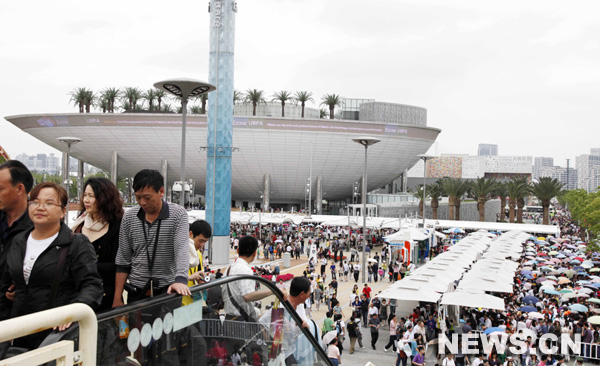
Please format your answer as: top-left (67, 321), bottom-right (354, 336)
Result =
top-left (141, 219), bottom-right (162, 277)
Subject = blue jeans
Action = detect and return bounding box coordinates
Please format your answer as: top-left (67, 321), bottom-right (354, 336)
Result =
top-left (330, 358), bottom-right (339, 366)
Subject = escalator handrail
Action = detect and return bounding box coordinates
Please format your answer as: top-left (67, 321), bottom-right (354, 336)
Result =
top-left (59, 274), bottom-right (333, 365)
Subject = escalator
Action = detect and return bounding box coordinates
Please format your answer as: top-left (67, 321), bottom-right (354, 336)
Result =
top-left (17, 275), bottom-right (331, 365)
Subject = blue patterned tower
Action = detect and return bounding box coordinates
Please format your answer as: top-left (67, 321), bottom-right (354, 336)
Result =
top-left (206, 0), bottom-right (236, 265)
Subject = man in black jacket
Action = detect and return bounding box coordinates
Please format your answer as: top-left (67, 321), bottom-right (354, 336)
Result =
top-left (0, 160), bottom-right (33, 298)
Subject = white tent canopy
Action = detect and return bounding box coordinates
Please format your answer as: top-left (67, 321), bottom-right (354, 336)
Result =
top-left (378, 285), bottom-right (442, 303)
top-left (441, 291), bottom-right (505, 311)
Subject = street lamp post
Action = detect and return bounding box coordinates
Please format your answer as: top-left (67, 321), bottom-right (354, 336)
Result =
top-left (352, 136), bottom-right (380, 283)
top-left (57, 136), bottom-right (82, 224)
top-left (154, 78), bottom-right (215, 207)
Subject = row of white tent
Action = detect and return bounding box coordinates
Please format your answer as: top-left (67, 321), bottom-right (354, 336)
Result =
top-left (185, 210), bottom-right (560, 236)
top-left (377, 230), bottom-right (531, 311)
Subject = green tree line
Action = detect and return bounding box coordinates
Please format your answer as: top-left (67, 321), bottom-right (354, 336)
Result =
top-left (410, 176), bottom-right (564, 225)
top-left (70, 87), bottom-right (343, 119)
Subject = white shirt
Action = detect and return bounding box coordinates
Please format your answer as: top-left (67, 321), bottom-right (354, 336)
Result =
top-left (23, 232), bottom-right (59, 285)
top-left (223, 257), bottom-right (255, 316)
top-left (443, 357), bottom-right (456, 366)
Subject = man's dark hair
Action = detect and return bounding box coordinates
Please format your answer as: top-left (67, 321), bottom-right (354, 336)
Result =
top-left (0, 160), bottom-right (33, 193)
top-left (190, 220), bottom-right (212, 238)
top-left (289, 276), bottom-right (311, 297)
top-left (133, 169), bottom-right (163, 193)
top-left (238, 235), bottom-right (258, 257)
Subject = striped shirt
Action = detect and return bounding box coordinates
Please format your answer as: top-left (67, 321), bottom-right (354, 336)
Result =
top-left (115, 201), bottom-right (189, 288)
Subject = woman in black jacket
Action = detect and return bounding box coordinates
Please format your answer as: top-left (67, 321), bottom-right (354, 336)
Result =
top-left (0, 182), bottom-right (103, 350)
top-left (70, 177), bottom-right (123, 312)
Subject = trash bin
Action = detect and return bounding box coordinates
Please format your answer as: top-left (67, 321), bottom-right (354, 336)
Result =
top-left (283, 252), bottom-right (291, 268)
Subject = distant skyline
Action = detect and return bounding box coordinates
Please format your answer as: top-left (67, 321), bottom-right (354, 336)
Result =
top-left (2, 0), bottom-right (600, 166)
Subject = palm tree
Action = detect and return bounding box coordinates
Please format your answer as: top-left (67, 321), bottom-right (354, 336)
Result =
top-left (100, 87), bottom-right (120, 113)
top-left (244, 89), bottom-right (266, 116)
top-left (122, 87), bottom-right (143, 112)
top-left (515, 177), bottom-right (531, 223)
top-left (69, 87), bottom-right (88, 113)
top-left (271, 90), bottom-right (293, 117)
top-left (453, 180), bottom-right (471, 221)
top-left (506, 178), bottom-right (530, 223)
top-left (190, 105), bottom-right (202, 114)
top-left (143, 89), bottom-right (157, 112)
top-left (439, 178), bottom-right (470, 220)
top-left (320, 94), bottom-right (343, 119)
top-left (531, 177), bottom-right (564, 225)
top-left (319, 109), bottom-right (328, 119)
top-left (428, 182), bottom-right (444, 220)
top-left (233, 89), bottom-right (243, 104)
top-left (97, 97), bottom-right (109, 113)
top-left (410, 185), bottom-right (429, 219)
top-left (156, 89), bottom-right (167, 111)
top-left (494, 182), bottom-right (509, 222)
top-left (470, 177), bottom-right (497, 222)
top-left (161, 103), bottom-right (174, 113)
top-left (83, 89), bottom-right (95, 113)
top-left (294, 91), bottom-right (314, 118)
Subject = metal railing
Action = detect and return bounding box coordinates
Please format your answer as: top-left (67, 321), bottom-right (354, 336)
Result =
top-left (0, 303), bottom-right (97, 366)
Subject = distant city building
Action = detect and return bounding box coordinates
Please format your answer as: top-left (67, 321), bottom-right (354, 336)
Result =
top-left (15, 153), bottom-right (61, 174)
top-left (462, 155), bottom-right (532, 179)
top-left (13, 153), bottom-right (101, 175)
top-left (590, 148), bottom-right (600, 156)
top-left (537, 165), bottom-right (577, 190)
top-left (425, 156), bottom-right (463, 178)
top-left (410, 154), bottom-right (532, 180)
top-left (477, 144), bottom-right (498, 156)
top-left (576, 154), bottom-right (600, 192)
top-left (533, 157), bottom-right (554, 179)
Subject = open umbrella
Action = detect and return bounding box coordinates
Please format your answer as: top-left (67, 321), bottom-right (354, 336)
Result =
top-left (587, 299), bottom-right (600, 305)
top-left (322, 330), bottom-right (338, 345)
top-left (559, 289), bottom-right (574, 294)
top-left (543, 289), bottom-right (561, 295)
top-left (521, 270), bottom-right (533, 275)
top-left (528, 312), bottom-right (544, 319)
top-left (523, 296), bottom-right (540, 305)
top-left (549, 251), bottom-right (559, 256)
top-left (569, 304), bottom-right (589, 313)
top-left (536, 277), bottom-right (548, 283)
top-left (588, 316), bottom-right (600, 325)
top-left (558, 278), bottom-right (572, 285)
top-left (484, 327), bottom-right (505, 335)
top-left (519, 306), bottom-right (537, 312)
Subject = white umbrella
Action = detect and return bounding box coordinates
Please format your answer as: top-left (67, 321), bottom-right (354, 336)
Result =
top-left (528, 312), bottom-right (544, 319)
top-left (322, 330), bottom-right (338, 345)
top-left (368, 258), bottom-right (378, 263)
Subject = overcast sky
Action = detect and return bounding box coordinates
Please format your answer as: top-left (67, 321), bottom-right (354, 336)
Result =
top-left (1, 0), bottom-right (599, 168)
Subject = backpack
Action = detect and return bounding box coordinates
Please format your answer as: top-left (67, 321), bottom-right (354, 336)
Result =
top-left (336, 321), bottom-right (343, 335)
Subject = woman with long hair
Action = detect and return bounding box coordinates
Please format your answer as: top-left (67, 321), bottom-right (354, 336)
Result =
top-left (0, 182), bottom-right (102, 353)
top-left (71, 177), bottom-right (123, 312)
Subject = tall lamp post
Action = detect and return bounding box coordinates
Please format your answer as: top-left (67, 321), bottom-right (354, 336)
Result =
top-left (57, 136), bottom-right (81, 224)
top-left (352, 136), bottom-right (380, 283)
top-left (154, 78), bottom-right (215, 207)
